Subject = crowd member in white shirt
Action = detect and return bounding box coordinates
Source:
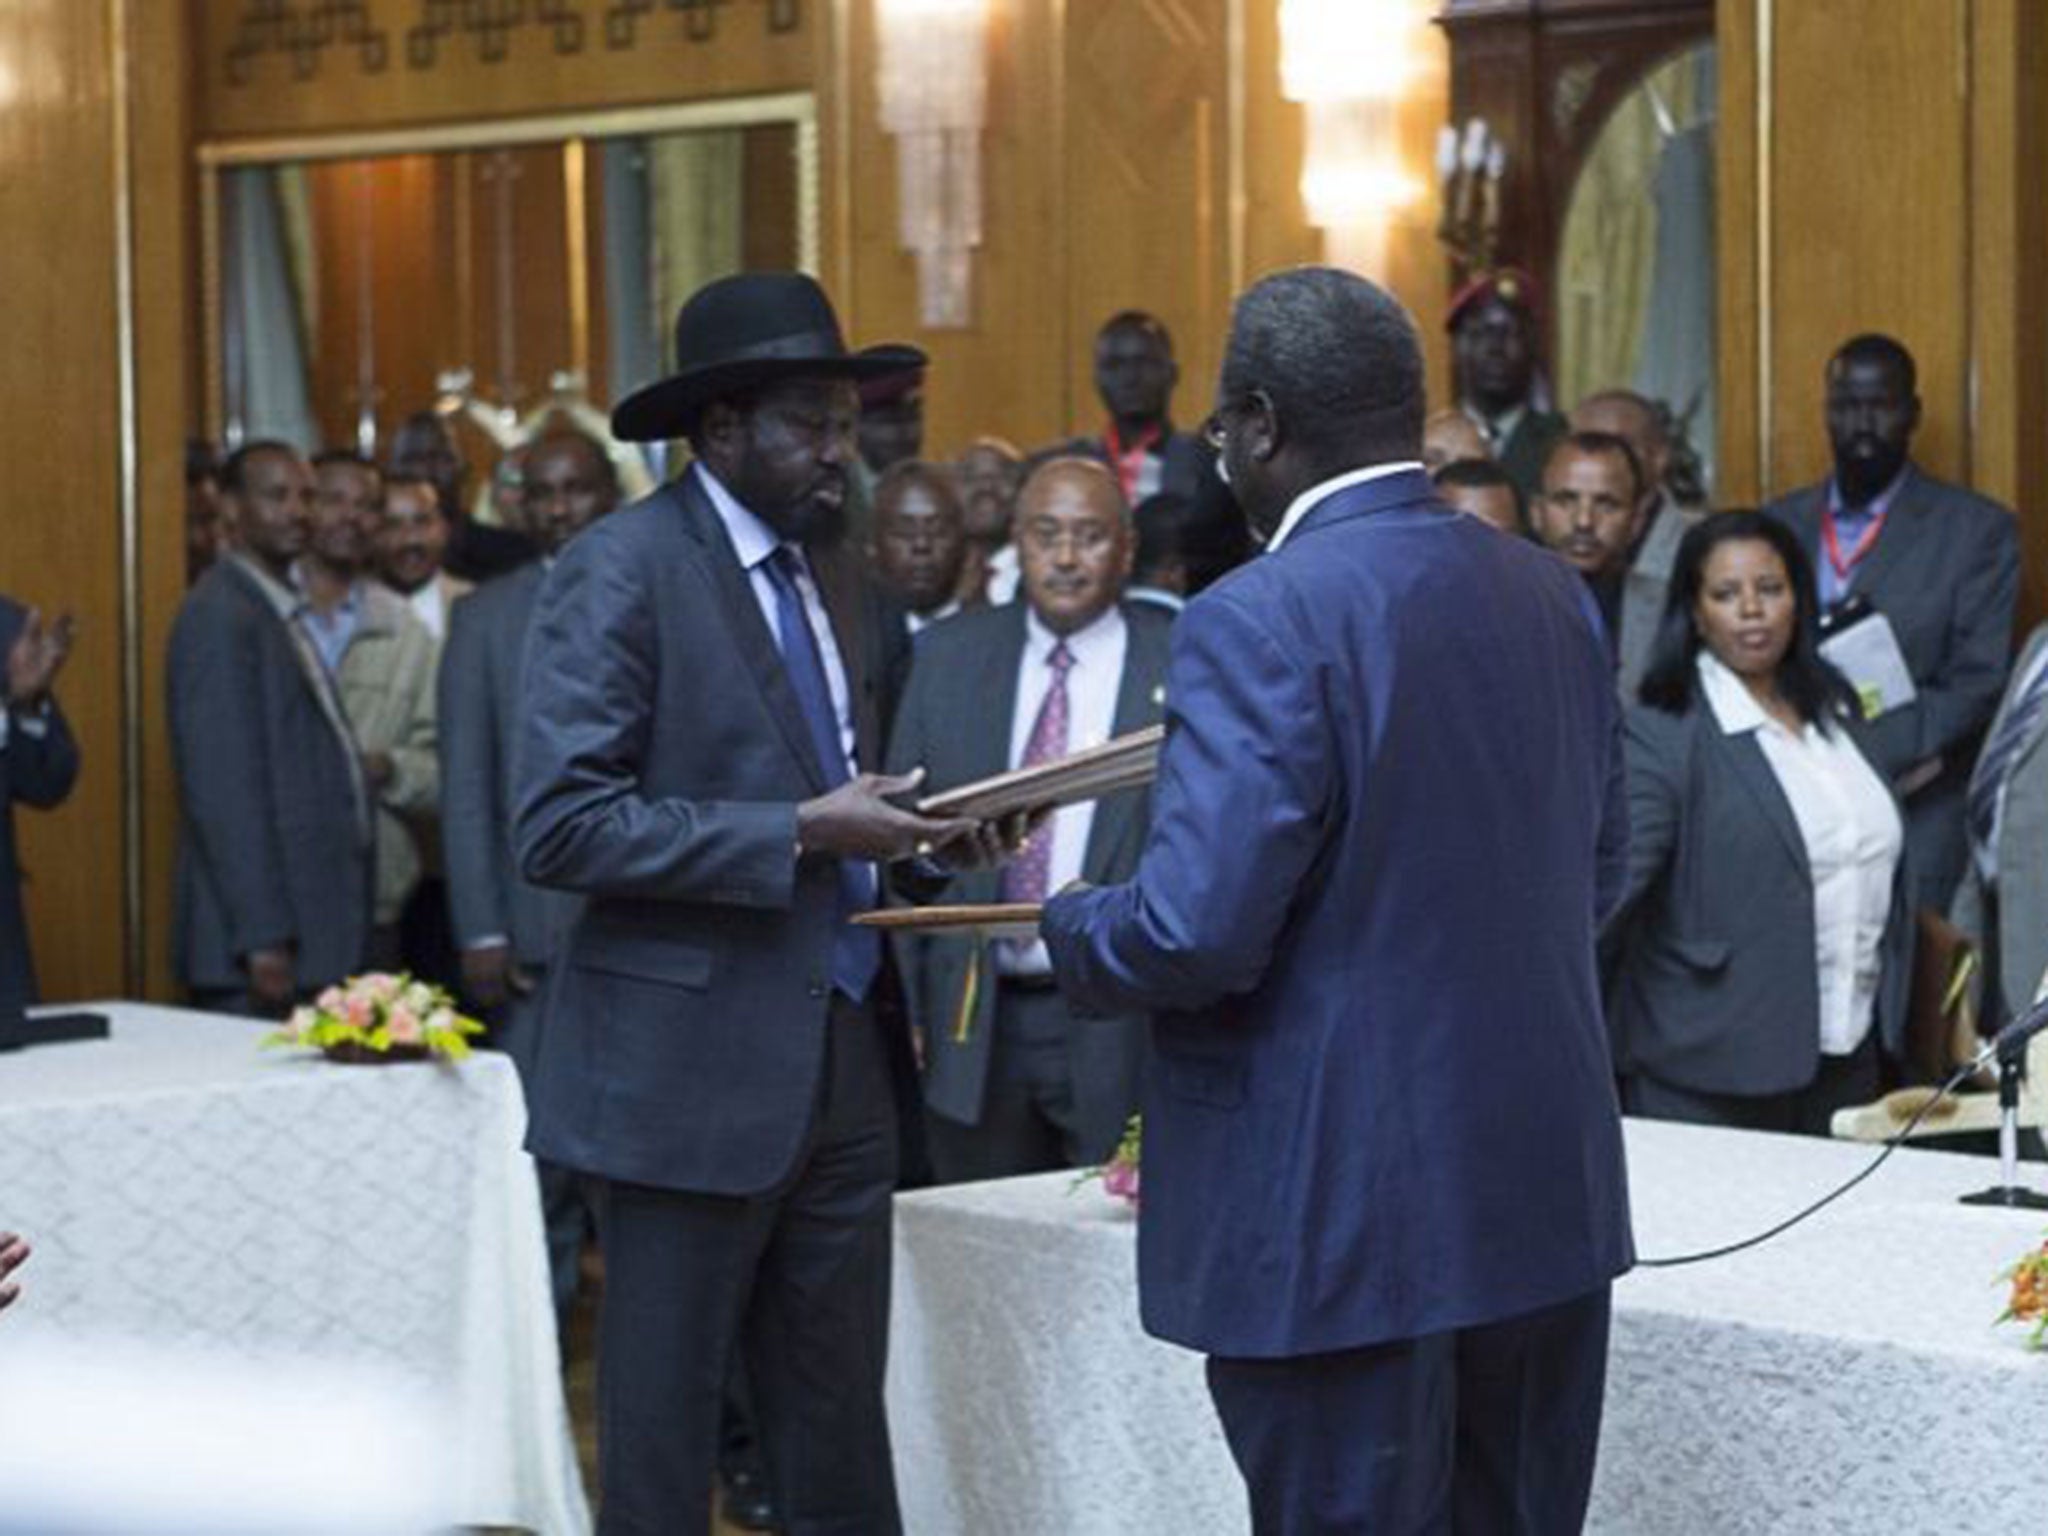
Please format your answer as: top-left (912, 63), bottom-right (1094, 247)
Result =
top-left (374, 474), bottom-right (473, 642)
top-left (1606, 510), bottom-right (1912, 1134)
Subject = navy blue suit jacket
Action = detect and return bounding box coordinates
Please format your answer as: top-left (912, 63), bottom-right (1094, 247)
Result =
top-left (0, 597), bottom-right (79, 1009)
top-left (1043, 470), bottom-right (1635, 1358)
top-left (513, 472), bottom-right (903, 1196)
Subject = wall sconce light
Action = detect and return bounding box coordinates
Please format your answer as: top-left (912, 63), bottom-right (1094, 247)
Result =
top-left (1278, 0), bottom-right (1433, 279)
top-left (876, 0), bottom-right (992, 328)
top-left (1436, 117), bottom-right (1506, 278)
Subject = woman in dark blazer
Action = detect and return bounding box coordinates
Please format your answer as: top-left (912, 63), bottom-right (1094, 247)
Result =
top-left (1606, 511), bottom-right (1913, 1133)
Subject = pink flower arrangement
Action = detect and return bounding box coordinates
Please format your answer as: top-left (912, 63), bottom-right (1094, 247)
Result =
top-left (265, 972), bottom-right (483, 1063)
top-left (1076, 1114), bottom-right (1142, 1209)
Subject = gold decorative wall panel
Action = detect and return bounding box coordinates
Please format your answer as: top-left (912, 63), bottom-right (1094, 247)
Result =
top-left (198, 0), bottom-right (813, 139)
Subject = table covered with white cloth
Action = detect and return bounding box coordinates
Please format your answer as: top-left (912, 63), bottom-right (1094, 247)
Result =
top-left (0, 1003), bottom-right (588, 1536)
top-left (887, 1118), bottom-right (2048, 1535)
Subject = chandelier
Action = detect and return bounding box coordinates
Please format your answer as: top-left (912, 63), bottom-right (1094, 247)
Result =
top-left (875, 0), bottom-right (993, 328)
top-left (1278, 0), bottom-right (1434, 279)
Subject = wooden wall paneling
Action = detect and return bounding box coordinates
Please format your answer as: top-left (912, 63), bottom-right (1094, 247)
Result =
top-left (305, 154), bottom-right (444, 450)
top-left (2014, 3), bottom-right (2048, 635)
top-left (134, 0), bottom-right (201, 1000)
top-left (300, 144), bottom-right (597, 464)
top-left (197, 0), bottom-right (814, 141)
top-left (1383, 19), bottom-right (1452, 408)
top-left (1967, 0), bottom-right (2048, 633)
top-left (1238, 0), bottom-right (1319, 292)
top-left (742, 121), bottom-right (801, 270)
top-left (1764, 0), bottom-right (1968, 495)
top-left (466, 145), bottom-right (576, 424)
top-left (837, 0), bottom-right (1072, 460)
top-left (1060, 0), bottom-right (1231, 442)
top-left (1714, 0), bottom-right (1760, 504)
top-left (0, 1), bottom-right (126, 1000)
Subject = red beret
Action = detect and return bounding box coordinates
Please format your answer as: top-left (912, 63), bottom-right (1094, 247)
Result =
top-left (1446, 267), bottom-right (1540, 333)
top-left (858, 368), bottom-right (926, 409)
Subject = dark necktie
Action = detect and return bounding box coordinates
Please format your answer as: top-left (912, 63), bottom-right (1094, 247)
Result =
top-left (1000, 641), bottom-right (1074, 906)
top-left (763, 546), bottom-right (879, 1001)
top-left (1968, 659), bottom-right (2048, 860)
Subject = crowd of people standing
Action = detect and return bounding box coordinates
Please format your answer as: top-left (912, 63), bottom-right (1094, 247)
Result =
top-left (0, 257), bottom-right (2042, 1531)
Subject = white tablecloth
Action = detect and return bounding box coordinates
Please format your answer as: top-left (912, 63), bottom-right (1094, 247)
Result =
top-left (888, 1119), bottom-right (2048, 1535)
top-left (0, 1003), bottom-right (589, 1536)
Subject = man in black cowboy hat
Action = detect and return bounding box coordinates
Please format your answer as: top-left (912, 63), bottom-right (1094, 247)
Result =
top-left (513, 272), bottom-right (1005, 1535)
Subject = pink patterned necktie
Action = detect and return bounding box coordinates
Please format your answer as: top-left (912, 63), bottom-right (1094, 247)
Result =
top-left (1000, 641), bottom-right (1074, 905)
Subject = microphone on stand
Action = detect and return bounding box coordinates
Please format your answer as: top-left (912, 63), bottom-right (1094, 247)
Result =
top-left (1960, 997), bottom-right (2048, 1210)
top-left (1991, 995), bottom-right (2048, 1060)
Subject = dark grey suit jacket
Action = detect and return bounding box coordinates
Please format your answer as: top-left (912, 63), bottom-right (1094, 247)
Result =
top-left (439, 562), bottom-right (581, 969)
top-left (884, 601), bottom-right (1171, 1145)
top-left (166, 559), bottom-right (371, 994)
top-left (513, 471), bottom-right (906, 1196)
top-left (1607, 698), bottom-right (1913, 1095)
top-left (0, 597), bottom-right (78, 1010)
top-left (1766, 468), bottom-right (2018, 910)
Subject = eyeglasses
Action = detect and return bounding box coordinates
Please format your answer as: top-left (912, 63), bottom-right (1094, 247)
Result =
top-left (1201, 389), bottom-right (1273, 453)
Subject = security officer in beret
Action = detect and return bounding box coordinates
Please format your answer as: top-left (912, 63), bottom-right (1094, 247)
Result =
top-left (1448, 266), bottom-right (1567, 505)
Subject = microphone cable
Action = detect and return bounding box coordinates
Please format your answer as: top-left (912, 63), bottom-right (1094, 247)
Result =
top-left (1635, 1044), bottom-right (1998, 1269)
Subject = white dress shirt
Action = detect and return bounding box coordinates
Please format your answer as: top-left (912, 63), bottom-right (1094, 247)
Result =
top-left (1463, 401), bottom-right (1527, 457)
top-left (984, 543), bottom-right (1021, 606)
top-left (1000, 604), bottom-right (1128, 975)
top-left (407, 578), bottom-right (449, 641)
top-left (904, 599), bottom-right (962, 636)
top-left (1698, 652), bottom-right (1903, 1056)
top-left (698, 463), bottom-right (858, 773)
top-left (1264, 461), bottom-right (1427, 553)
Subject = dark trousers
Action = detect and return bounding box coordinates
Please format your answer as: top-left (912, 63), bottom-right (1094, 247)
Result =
top-left (492, 977), bottom-right (592, 1330)
top-left (590, 995), bottom-right (902, 1536)
top-left (924, 982), bottom-right (1114, 1183)
top-left (1206, 1285), bottom-right (1613, 1536)
top-left (1623, 1035), bottom-right (1880, 1136)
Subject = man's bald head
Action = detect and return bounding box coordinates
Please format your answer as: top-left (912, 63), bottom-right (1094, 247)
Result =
top-left (1571, 389), bottom-right (1668, 505)
top-left (1015, 457), bottom-right (1133, 635)
top-left (1423, 408), bottom-right (1489, 472)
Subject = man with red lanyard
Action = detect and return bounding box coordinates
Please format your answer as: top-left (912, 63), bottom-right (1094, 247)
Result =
top-left (1767, 332), bottom-right (2018, 914)
top-left (1041, 311), bottom-right (1214, 508)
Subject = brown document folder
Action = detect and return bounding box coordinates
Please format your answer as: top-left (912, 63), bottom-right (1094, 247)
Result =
top-left (914, 725), bottom-right (1164, 821)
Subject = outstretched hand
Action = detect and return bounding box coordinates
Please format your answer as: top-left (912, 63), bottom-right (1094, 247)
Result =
top-left (6, 608), bottom-right (75, 707)
top-left (797, 769), bottom-right (981, 864)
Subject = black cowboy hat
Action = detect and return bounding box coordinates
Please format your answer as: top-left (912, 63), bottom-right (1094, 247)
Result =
top-left (610, 271), bottom-right (927, 443)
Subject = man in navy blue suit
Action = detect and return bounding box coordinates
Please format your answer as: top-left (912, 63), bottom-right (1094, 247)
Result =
top-left (1043, 267), bottom-right (1635, 1533)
